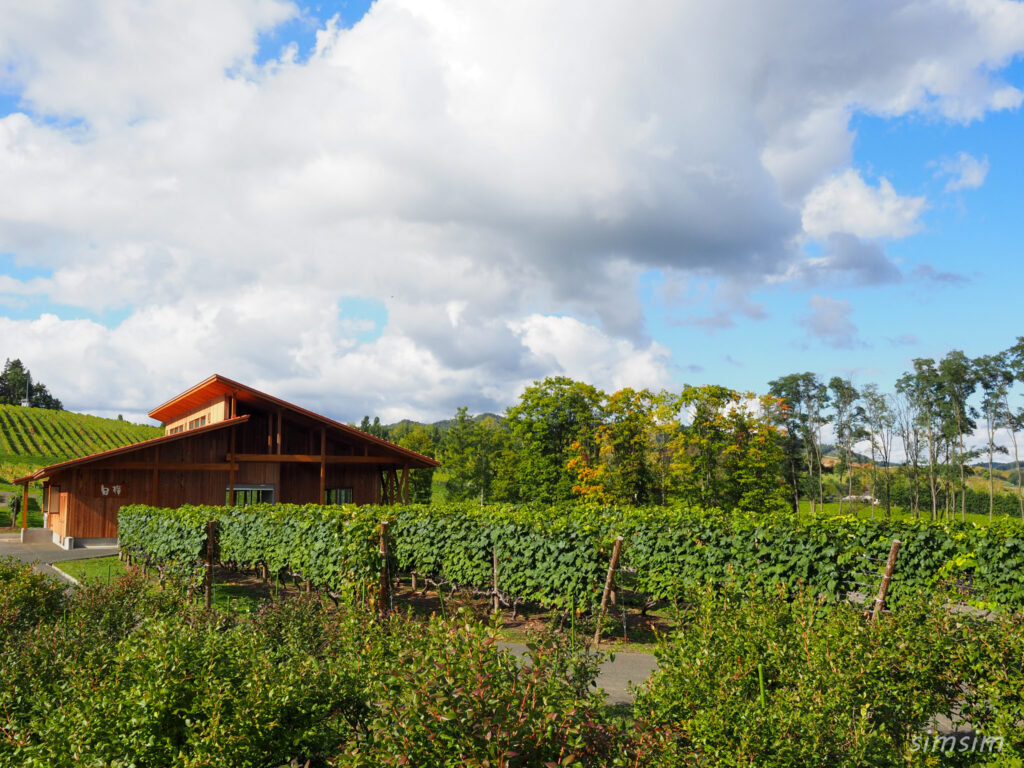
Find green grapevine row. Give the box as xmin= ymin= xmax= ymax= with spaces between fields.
xmin=119 ymin=503 xmax=1024 ymax=611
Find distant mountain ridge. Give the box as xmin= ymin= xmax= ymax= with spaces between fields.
xmin=385 ymin=413 xmax=505 ymax=433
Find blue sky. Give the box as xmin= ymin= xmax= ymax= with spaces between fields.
xmin=1 ymin=1 xmax=1024 ymax=425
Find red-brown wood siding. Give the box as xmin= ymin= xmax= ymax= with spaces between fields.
xmin=51 ymin=415 xmax=392 ymax=537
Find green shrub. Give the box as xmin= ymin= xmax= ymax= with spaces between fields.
xmin=0 ymin=556 xmax=65 ymax=634
xmin=341 ymin=611 xmax=629 ymax=767
xmin=633 ymin=590 xmax=969 ymax=767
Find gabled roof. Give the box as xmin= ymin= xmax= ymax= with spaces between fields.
xmin=148 ymin=374 xmax=438 ymax=468
xmin=14 ymin=416 xmax=251 ymax=484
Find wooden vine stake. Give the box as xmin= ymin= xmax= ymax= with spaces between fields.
xmin=594 ymin=536 xmax=624 ymax=646
xmin=871 ymin=539 xmax=901 ymax=622
xmin=377 ymin=521 xmax=391 ymax=615
xmin=204 ymin=520 xmax=216 ymax=609
xmin=492 ymin=543 xmax=500 ymax=615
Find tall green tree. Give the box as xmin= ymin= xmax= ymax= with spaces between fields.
xmin=891 ymin=388 xmax=924 ymax=518
xmin=861 ymin=384 xmax=895 ymax=518
xmin=672 ymin=385 xmax=788 ymax=515
xmin=768 ymin=373 xmax=827 ymax=515
xmin=0 ymin=359 xmax=62 ymax=409
xmin=494 ymin=377 xmax=604 ymax=503
xmin=1002 ymin=338 xmax=1024 ymax=522
xmin=567 ymin=387 xmax=661 ymax=505
xmin=898 ymin=360 xmax=943 ymax=520
xmin=390 ymin=422 xmax=439 ymax=504
xmin=828 ymin=377 xmax=863 ymax=514
xmin=937 ymin=350 xmax=978 ymax=522
xmin=440 ymin=408 xmax=505 ymax=503
xmin=974 ymin=353 xmax=1011 ymax=521
xmin=357 ymin=415 xmax=389 ymax=439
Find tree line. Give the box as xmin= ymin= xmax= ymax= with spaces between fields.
xmin=0 ymin=358 xmax=62 ymax=410
xmin=364 ymin=338 xmax=1024 ymax=523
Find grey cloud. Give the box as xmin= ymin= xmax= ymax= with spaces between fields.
xmin=793 ymin=233 xmax=903 ymax=287
xmin=886 ymin=333 xmax=920 ymax=346
xmin=798 ymin=295 xmax=864 ymax=350
xmin=910 ymin=264 xmax=970 ymax=285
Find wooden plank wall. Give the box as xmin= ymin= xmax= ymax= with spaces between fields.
xmin=56 ymin=411 xmax=396 ymax=538
xmin=163 ymin=396 xmax=229 ymax=435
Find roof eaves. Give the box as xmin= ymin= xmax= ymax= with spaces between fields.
xmin=14 ymin=415 xmax=251 ymax=484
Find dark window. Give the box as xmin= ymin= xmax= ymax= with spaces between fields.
xmin=325 ymin=488 xmax=354 ymax=505
xmin=227 ymin=485 xmax=275 ymax=506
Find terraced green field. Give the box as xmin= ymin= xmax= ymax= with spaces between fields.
xmin=0 ymin=404 xmax=161 ymax=465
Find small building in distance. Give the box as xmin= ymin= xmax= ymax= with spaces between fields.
xmin=15 ymin=374 xmax=438 ymax=549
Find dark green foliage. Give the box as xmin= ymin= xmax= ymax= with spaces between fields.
xmin=634 ymin=591 xmax=1001 ymax=767
xmin=494 ymin=376 xmax=605 ymax=503
xmin=343 ymin=613 xmax=630 ymax=767
xmin=0 ymin=556 xmax=66 ymax=633
xmin=389 ymin=422 xmax=438 ymax=503
xmin=121 ymin=502 xmax=1024 ymax=615
xmin=0 ymin=560 xmax=630 ymax=768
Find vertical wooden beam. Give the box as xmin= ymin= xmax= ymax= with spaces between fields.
xmin=20 ymin=482 xmax=29 ymax=529
xmin=594 ymin=537 xmax=624 ymax=646
xmin=151 ymin=446 xmax=160 ymax=505
xmin=230 ymin=394 xmax=237 ymax=418
xmin=871 ymin=539 xmax=901 ymax=622
xmin=319 ymin=427 xmax=326 ymax=504
xmin=204 ymin=520 xmax=216 ymax=609
xmin=276 ymin=411 xmax=282 ymax=455
xmin=400 ymin=464 xmax=410 ymax=504
xmin=228 ymin=426 xmax=237 ymax=506
xmin=378 ymin=521 xmax=391 ymax=615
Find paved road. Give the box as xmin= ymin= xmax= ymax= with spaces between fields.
xmin=0 ymin=535 xmax=118 ymax=583
xmin=498 ymin=641 xmax=658 ymax=705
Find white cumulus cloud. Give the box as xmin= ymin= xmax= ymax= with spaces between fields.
xmin=0 ymin=0 xmax=1022 ymax=415
xmin=802 ymin=169 xmax=927 ymax=240
xmin=935 ymin=151 xmax=990 ymax=191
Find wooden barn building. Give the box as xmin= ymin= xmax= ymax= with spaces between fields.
xmin=14 ymin=374 xmax=438 ymax=548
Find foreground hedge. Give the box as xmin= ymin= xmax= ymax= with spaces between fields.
xmin=636 ymin=590 xmax=1024 ymax=765
xmin=0 ymin=559 xmax=625 ymax=768
xmin=118 ymin=503 xmax=1024 ymax=611
xmin=2 ymin=559 xmax=1022 ymax=767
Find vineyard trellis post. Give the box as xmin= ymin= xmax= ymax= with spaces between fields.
xmin=378 ymin=521 xmax=391 ymax=615
xmin=594 ymin=536 xmax=624 ymax=646
xmin=204 ymin=520 xmax=216 ymax=609
xmin=871 ymin=539 xmax=901 ymax=622
xmin=492 ymin=542 xmax=499 ymax=615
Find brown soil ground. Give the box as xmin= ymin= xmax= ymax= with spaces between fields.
xmin=206 ymin=565 xmax=675 ymax=648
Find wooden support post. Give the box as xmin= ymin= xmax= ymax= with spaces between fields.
xmin=228 ymin=426 xmax=237 ymax=506
xmin=871 ymin=539 xmax=900 ymax=622
xmin=492 ymin=543 xmax=500 ymax=615
xmin=151 ymin=446 xmax=160 ymax=505
xmin=319 ymin=427 xmax=326 ymax=504
xmin=378 ymin=521 xmax=391 ymax=615
xmin=204 ymin=520 xmax=216 ymax=609
xmin=593 ymin=536 xmax=624 ymax=646
xmin=20 ymin=483 xmax=29 ymax=529
xmin=401 ymin=464 xmax=410 ymax=504
xmin=276 ymin=411 xmax=282 ymax=455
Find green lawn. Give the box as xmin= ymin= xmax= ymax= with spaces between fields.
xmin=53 ymin=555 xmax=126 ymax=583
xmin=0 ymin=490 xmax=43 ymax=529
xmin=796 ymin=499 xmax=1019 ymax=527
